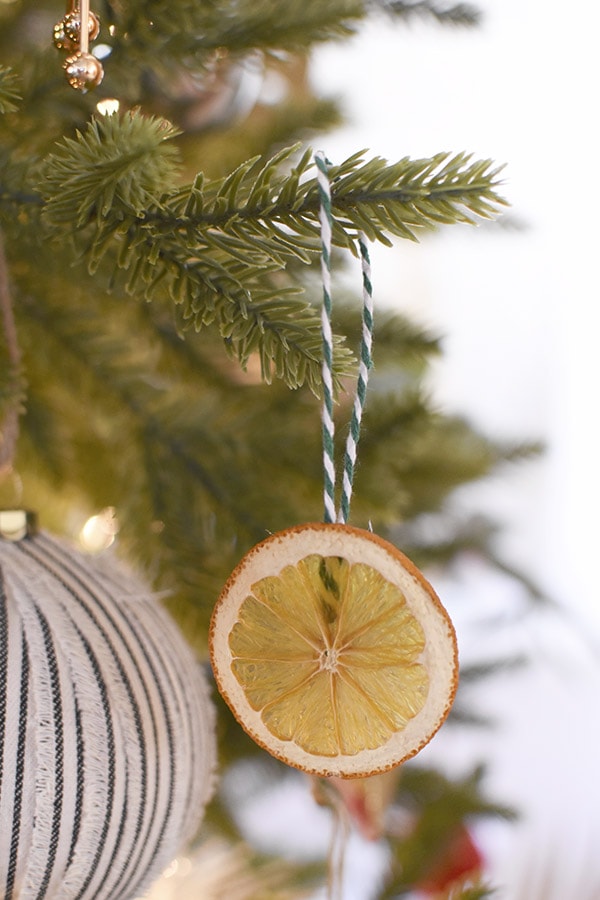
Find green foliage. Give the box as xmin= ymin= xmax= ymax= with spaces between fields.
xmin=39 ymin=113 xmax=182 ymax=225
xmin=109 ymin=0 xmax=365 ymax=59
xmin=383 ymin=1 xmax=481 ymax=27
xmin=162 ymin=145 xmax=505 ymax=251
xmin=7 ymin=242 xmax=521 ymax=642
xmin=0 ymin=65 xmax=20 ymax=114
xmin=447 ymin=887 xmax=497 ymax=900
xmin=380 ymin=766 xmax=515 ymax=897
xmin=0 ymin=1 xmax=535 ymax=896
xmin=1 ymin=107 xmax=505 ymax=394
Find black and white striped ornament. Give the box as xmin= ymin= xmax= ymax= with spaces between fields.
xmin=0 ymin=513 xmax=216 ymax=900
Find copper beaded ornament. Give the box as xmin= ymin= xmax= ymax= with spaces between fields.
xmin=63 ymin=51 xmax=104 ymax=91
xmin=53 ymin=0 xmax=104 ymax=91
xmin=53 ymin=9 xmax=100 ymax=52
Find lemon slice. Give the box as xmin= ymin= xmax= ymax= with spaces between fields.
xmin=209 ymin=523 xmax=458 ymax=777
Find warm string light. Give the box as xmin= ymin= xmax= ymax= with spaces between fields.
xmin=79 ymin=506 xmax=119 ymax=553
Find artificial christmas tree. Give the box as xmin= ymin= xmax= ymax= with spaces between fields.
xmin=1 ymin=2 xmax=533 ymax=897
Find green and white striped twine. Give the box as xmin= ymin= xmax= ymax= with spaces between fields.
xmin=315 ymin=152 xmax=374 ymax=525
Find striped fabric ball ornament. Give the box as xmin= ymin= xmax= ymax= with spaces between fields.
xmin=0 ymin=514 xmax=216 ymax=900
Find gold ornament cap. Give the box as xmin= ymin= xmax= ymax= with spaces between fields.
xmin=0 ymin=509 xmax=38 ymax=542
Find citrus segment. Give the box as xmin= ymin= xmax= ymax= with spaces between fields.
xmin=231 ymin=658 xmax=319 ymax=709
xmin=229 ymin=593 xmax=317 ymax=659
xmin=343 ymin=663 xmax=429 ymax=725
xmin=262 ymin=674 xmax=338 ymax=755
xmin=210 ymin=523 xmax=458 ymax=778
xmin=339 ymin=571 xmax=425 ymax=651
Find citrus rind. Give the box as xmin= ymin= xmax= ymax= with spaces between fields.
xmin=209 ymin=523 xmax=458 ymax=778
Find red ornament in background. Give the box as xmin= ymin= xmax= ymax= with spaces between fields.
xmin=415 ymin=824 xmax=484 ymax=896
xmin=318 ymin=773 xmax=484 ymax=896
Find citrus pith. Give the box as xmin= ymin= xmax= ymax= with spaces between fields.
xmin=209 ymin=523 xmax=458 ymax=778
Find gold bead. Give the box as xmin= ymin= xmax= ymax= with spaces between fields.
xmin=54 ymin=10 xmax=100 ymax=51
xmin=64 ymin=51 xmax=104 ymax=91
xmin=54 ymin=16 xmax=74 ymax=50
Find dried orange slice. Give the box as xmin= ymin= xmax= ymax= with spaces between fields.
xmin=209 ymin=523 xmax=458 ymax=777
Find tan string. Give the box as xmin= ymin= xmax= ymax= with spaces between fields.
xmin=0 ymin=230 xmax=21 ymax=478
xmin=328 ymin=801 xmax=350 ymax=900
xmin=79 ymin=0 xmax=90 ymax=54
xmin=315 ymin=778 xmax=351 ymax=900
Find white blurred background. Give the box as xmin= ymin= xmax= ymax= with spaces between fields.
xmin=149 ymin=1 xmax=600 ymax=897
xmin=308 ymin=1 xmax=600 ymax=896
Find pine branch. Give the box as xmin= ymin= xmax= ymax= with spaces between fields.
xmin=0 ymin=66 xmax=21 ymax=114
xmin=39 ymin=113 xmax=183 ymax=226
xmin=35 ymin=125 xmax=356 ymax=392
xmin=30 ymin=114 xmax=505 ymax=391
xmin=381 ymin=1 xmax=481 ymax=27
xmin=355 ymin=397 xmax=520 ymax=522
xmin=18 ymin=288 xmax=270 ymax=534
xmin=333 ymin=302 xmax=442 ymax=365
xmin=381 ymin=766 xmax=515 ymax=897
xmin=38 ymin=117 xmax=506 ymax=259
xmin=109 ymin=0 xmax=365 ymax=60
xmin=155 ymin=145 xmax=506 ymax=252
xmin=323 ymin=150 xmax=506 ymax=243
xmin=458 ymin=656 xmax=528 ymax=684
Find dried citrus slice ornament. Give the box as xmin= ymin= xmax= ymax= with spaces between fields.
xmin=209 ymin=523 xmax=458 ymax=778
xmin=211 ymin=158 xmax=458 ymax=780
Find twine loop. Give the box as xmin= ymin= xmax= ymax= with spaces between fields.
xmin=315 ymin=152 xmax=374 ymax=525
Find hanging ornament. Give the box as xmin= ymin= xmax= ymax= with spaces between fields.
xmin=0 ymin=510 xmax=216 ymax=900
xmin=209 ymin=154 xmax=458 ymax=780
xmin=210 ymin=522 xmax=457 ymax=778
xmin=63 ymin=52 xmax=104 ymax=92
xmin=53 ymin=8 xmax=100 ymax=52
xmin=53 ymin=0 xmax=104 ymax=92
